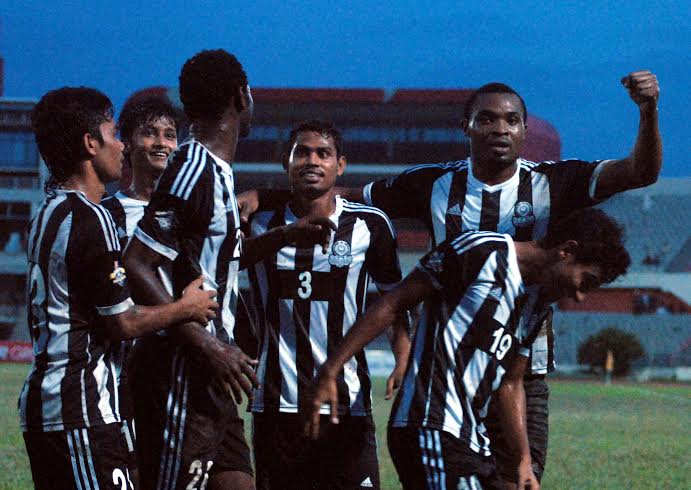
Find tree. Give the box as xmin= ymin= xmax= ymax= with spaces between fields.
xmin=578 ymin=327 xmax=645 ymax=376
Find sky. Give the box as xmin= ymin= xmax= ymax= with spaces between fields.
xmin=1 ymin=1 xmax=688 ymax=176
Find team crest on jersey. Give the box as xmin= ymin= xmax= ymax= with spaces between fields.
xmin=328 ymin=240 xmax=353 ymax=268
xmin=512 ymin=201 xmax=535 ymax=227
xmin=109 ymin=261 xmax=126 ymax=286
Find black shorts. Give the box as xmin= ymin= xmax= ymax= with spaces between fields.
xmin=387 ymin=426 xmax=503 ymax=490
xmin=24 ymin=422 xmax=134 ymax=490
xmin=485 ymin=375 xmax=550 ymax=482
xmin=253 ymin=412 xmax=380 ymax=490
xmin=130 ymin=336 xmax=253 ymax=490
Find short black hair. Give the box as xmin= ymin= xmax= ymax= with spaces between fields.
xmin=541 ymin=209 xmax=630 ymax=284
xmin=118 ymin=92 xmax=180 ymax=143
xmin=286 ymin=120 xmax=344 ymax=157
xmin=32 ymin=87 xmax=114 ymax=193
xmin=179 ymin=49 xmax=248 ymax=122
xmin=464 ymin=82 xmax=528 ymax=121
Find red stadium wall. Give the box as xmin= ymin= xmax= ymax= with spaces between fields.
xmin=558 ymin=288 xmax=690 ymax=314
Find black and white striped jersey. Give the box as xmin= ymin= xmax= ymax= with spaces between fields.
xmin=364 ymin=157 xmax=610 ymax=374
xmin=102 ymin=191 xmax=147 ymax=249
xmin=389 ymin=231 xmax=541 ymax=456
xmin=248 ymin=196 xmax=402 ymax=415
xmin=133 ymin=140 xmax=242 ymax=343
xmin=19 ymin=190 xmax=134 ymax=432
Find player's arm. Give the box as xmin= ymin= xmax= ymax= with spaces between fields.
xmin=385 ymin=311 xmax=413 ymax=400
xmin=306 ymin=269 xmax=433 ymax=439
xmin=593 ymin=70 xmax=662 ymax=199
xmin=239 ymin=216 xmax=337 ymax=269
xmin=124 ymin=236 xmax=259 ymax=403
xmin=237 ymin=187 xmax=365 ymax=224
xmin=100 ymin=276 xmax=218 ymax=341
xmin=496 ymin=354 xmax=540 ymax=490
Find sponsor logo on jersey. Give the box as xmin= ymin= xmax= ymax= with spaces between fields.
xmin=512 ymin=201 xmax=536 ymax=227
xmin=447 ymin=203 xmax=463 ymax=216
xmin=360 ymin=477 xmax=374 ymax=487
xmin=328 ymin=240 xmax=353 ymax=268
xmin=423 ymin=250 xmax=444 ymax=273
xmin=110 ymin=261 xmax=126 ymax=286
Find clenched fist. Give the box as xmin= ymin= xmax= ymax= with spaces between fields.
xmin=621 ymin=70 xmax=659 ymax=112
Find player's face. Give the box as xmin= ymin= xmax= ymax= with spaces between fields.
xmin=92 ymin=119 xmax=125 ymax=183
xmin=239 ymin=84 xmax=254 ymax=138
xmin=286 ymin=131 xmax=345 ymax=196
xmin=463 ymin=93 xmax=526 ymax=167
xmin=126 ymin=116 xmax=177 ymax=173
xmin=542 ymin=255 xmax=603 ymax=304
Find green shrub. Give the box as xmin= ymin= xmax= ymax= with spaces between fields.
xmin=577 ymin=327 xmax=645 ymax=376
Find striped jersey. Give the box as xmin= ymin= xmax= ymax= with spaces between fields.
xmin=389 ymin=231 xmax=543 ymax=456
xmin=133 ymin=139 xmax=242 ymax=343
xmin=19 ymin=190 xmax=134 ymax=432
xmin=102 ymin=191 xmax=147 ymax=248
xmin=248 ymin=196 xmax=402 ymax=415
xmin=364 ymin=157 xmax=610 ymax=374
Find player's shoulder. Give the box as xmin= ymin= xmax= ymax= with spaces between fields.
xmin=403 ymin=158 xmax=469 ymax=176
xmin=528 ymin=157 xmax=599 ymax=173
xmin=447 ymin=230 xmax=511 ymax=258
xmin=339 ymin=197 xmax=395 ymax=235
xmin=69 ymin=192 xmax=120 ymax=251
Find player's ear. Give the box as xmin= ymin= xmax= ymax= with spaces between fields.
xmin=83 ymin=131 xmax=99 ymax=157
xmin=558 ymin=240 xmax=579 ymax=259
xmin=336 ymin=155 xmax=346 ymax=176
xmin=460 ymin=118 xmax=470 ymax=136
xmin=234 ymin=85 xmax=250 ymax=114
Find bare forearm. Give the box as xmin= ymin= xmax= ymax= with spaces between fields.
xmin=629 ymin=107 xmax=662 ymax=187
xmin=497 ymin=378 xmax=530 ymax=465
xmin=323 ymin=298 xmax=397 ymax=377
xmin=240 ymin=226 xmax=286 ymax=269
xmin=390 ymin=311 xmax=412 ymax=367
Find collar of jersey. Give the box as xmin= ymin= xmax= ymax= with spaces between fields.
xmin=284 ymin=194 xmax=343 ymax=227
xmin=185 ymin=139 xmax=233 ymax=174
xmin=114 ymin=190 xmax=148 ymax=206
xmin=466 ymin=157 xmax=523 ymax=192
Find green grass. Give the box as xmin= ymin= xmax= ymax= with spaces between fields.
xmin=2 ymin=364 xmax=689 ymax=489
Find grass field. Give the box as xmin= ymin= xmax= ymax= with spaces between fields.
xmin=1 ymin=363 xmax=689 ymax=489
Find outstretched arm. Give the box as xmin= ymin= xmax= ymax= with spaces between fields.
xmin=306 ymin=269 xmax=433 ymax=439
xmin=240 ymin=217 xmax=336 ymax=269
xmin=496 ymin=355 xmax=539 ymax=490
xmin=595 ymin=70 xmax=662 ymax=199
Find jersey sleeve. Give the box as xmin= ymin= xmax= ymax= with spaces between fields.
xmin=133 ymin=144 xmax=214 ymax=261
xmin=364 ymin=209 xmax=402 ymax=291
xmin=77 ymin=206 xmax=134 ymax=316
xmin=540 ymin=159 xmax=612 ymax=214
xmin=363 ymin=164 xmax=447 ymax=221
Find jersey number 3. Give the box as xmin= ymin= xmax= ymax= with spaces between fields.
xmin=297 ymin=271 xmax=312 ymax=299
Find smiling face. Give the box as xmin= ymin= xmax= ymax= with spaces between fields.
xmin=463 ymin=92 xmax=526 ymax=168
xmin=285 ymin=130 xmax=346 ymax=197
xmin=126 ymin=116 xmax=177 ymax=174
xmin=91 ymin=119 xmax=125 ymax=183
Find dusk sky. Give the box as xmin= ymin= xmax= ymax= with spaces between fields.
xmin=1 ymin=1 xmax=688 ymax=176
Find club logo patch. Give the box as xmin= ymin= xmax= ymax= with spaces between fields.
xmin=110 ymin=261 xmax=126 ymax=286
xmin=512 ymin=201 xmax=535 ymax=228
xmin=328 ymin=240 xmax=353 ymax=268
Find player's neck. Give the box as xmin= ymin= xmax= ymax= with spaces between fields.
xmin=124 ymin=167 xmax=159 ymax=202
xmin=470 ymin=157 xmax=518 ymax=186
xmin=190 ymin=121 xmax=239 ymax=165
xmin=289 ymin=189 xmax=337 ymax=219
xmin=61 ymin=162 xmax=106 ymax=204
xmin=514 ymin=241 xmax=550 ymax=286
